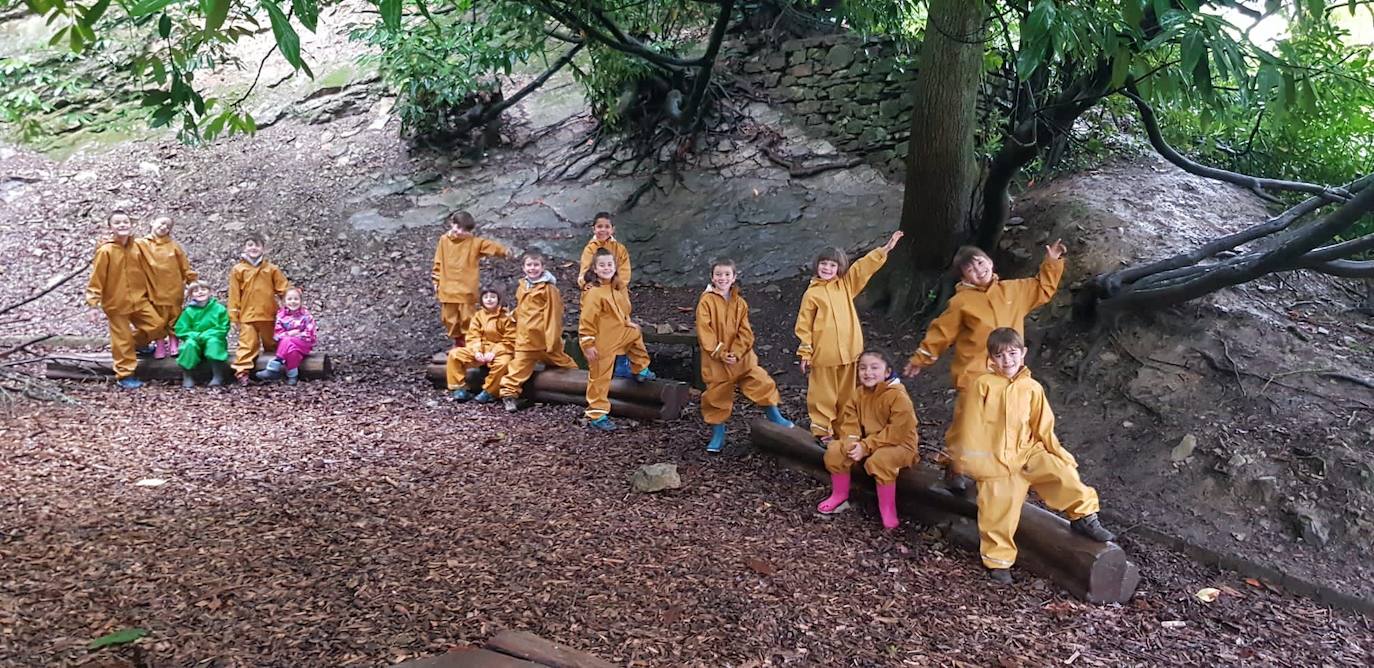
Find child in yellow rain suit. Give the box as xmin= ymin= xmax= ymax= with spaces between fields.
xmin=577 ymin=212 xmax=632 ymax=289
xmin=433 ymin=210 xmax=508 ymax=347
xmin=578 ymin=249 xmax=657 ymax=432
xmin=957 ymin=328 xmax=1115 ymax=585
xmin=228 ymin=233 xmax=289 ymax=385
xmin=499 ymin=252 xmax=579 ymax=412
xmin=446 ymin=288 xmax=517 ymax=404
xmin=795 ymin=230 xmax=903 ymax=441
xmin=86 ymin=212 xmax=165 ymax=389
xmin=816 ymin=351 xmax=918 ymax=530
xmin=695 ymin=258 xmax=793 ymax=453
xmin=137 ymin=216 xmax=197 ymax=360
xmin=903 ymin=240 xmax=1066 ymax=492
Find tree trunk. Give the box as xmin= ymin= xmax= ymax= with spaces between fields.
xmin=866 ymin=0 xmax=987 ymax=317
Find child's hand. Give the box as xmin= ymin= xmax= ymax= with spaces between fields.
xmin=724 ymin=353 xmax=739 ymax=365
xmin=585 ymin=346 xmax=599 ymax=361
xmin=1046 ymin=238 xmax=1067 ymax=260
xmin=902 ymin=361 xmax=922 ymax=378
xmin=882 ymin=230 xmax=905 ymax=252
xmin=847 ymin=439 xmax=864 ymax=461
xmin=86 ymin=308 xmax=104 ymax=325
xmin=627 ymin=321 xmax=640 ymax=330
xmin=799 ymin=359 xmax=811 ymax=374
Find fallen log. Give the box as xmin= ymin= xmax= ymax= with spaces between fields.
xmin=398 ymin=629 xmax=613 ymax=668
xmin=425 ymin=359 xmax=689 ymax=420
xmin=749 ymin=418 xmax=1141 ymax=604
xmin=45 ymin=351 xmax=333 ymax=382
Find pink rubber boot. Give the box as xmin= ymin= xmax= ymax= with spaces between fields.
xmin=168 ymin=335 xmax=179 ymax=357
xmin=877 ymin=483 xmax=899 ymax=530
xmin=153 ymin=338 xmax=168 ymax=359
xmin=817 ymin=472 xmax=851 ymax=514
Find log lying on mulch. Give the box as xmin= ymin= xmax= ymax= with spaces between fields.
xmin=399 ymin=629 xmax=614 ymax=668
xmin=44 ymin=352 xmax=334 ymax=382
xmin=425 ymin=353 xmax=689 ymax=420
xmin=749 ymin=418 xmax=1141 ymax=604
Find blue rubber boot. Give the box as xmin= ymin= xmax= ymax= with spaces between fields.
xmin=706 ymin=424 xmax=726 ymax=453
xmin=285 ymin=368 xmax=299 ymax=386
xmin=473 ymin=390 xmax=495 ymax=403
xmin=588 ymin=416 xmax=617 ymax=431
xmin=634 ymin=368 xmax=657 ymax=383
xmin=451 ymin=388 xmax=473 ymax=402
xmin=116 ymin=377 xmax=144 ymax=390
xmin=612 ymin=355 xmax=633 ymax=379
xmin=763 ymin=405 xmax=794 ymax=428
xmin=255 ymin=358 xmax=283 ymax=382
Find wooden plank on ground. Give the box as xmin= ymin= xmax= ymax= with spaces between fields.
xmin=486 ymin=630 xmax=616 ymax=668
xmin=396 ymin=648 xmax=545 ymax=668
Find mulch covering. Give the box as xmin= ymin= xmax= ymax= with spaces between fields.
xmin=1 ymin=360 xmax=1369 ymax=667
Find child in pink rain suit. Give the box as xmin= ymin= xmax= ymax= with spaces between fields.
xmin=255 ymin=286 xmax=317 ymax=385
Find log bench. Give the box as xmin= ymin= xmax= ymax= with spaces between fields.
xmin=398 ymin=630 xmax=614 ymax=668
xmin=425 ymin=354 xmax=690 ymax=421
xmin=749 ymin=418 xmax=1141 ymax=604
xmin=44 ymin=351 xmax=333 ymax=382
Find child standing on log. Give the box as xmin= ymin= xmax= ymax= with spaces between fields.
xmin=446 ymin=288 xmax=516 ymax=403
xmin=499 ymin=252 xmax=578 ymax=412
xmin=816 ymin=351 xmax=918 ymax=530
xmin=794 ymin=230 xmax=903 ymax=441
xmin=228 ymin=233 xmax=289 ymax=386
xmin=173 ymin=281 xmax=230 ymax=388
xmin=577 ymin=211 xmax=635 ymax=379
xmin=86 ymin=211 xmax=166 ymax=389
xmin=902 ymin=240 xmax=1066 ymax=492
xmin=256 ymin=287 xmax=317 ymax=385
xmin=956 ymin=328 xmax=1114 ymax=584
xmin=433 ymin=211 xmax=508 ymax=348
xmin=578 ymin=248 xmax=657 ymax=432
xmin=137 ymin=216 xmax=197 ymax=360
xmin=695 ymin=258 xmax=794 ymax=453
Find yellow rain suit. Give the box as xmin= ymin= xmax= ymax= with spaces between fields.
xmin=824 ymin=377 xmax=919 ymax=484
xmin=499 ymin=272 xmax=578 ymax=398
xmin=578 ymin=280 xmax=651 ymax=419
xmin=446 ymin=307 xmax=517 ymax=394
xmin=86 ymin=238 xmax=165 ymax=379
xmin=955 ymin=367 xmax=1100 ymax=569
xmin=432 ymin=234 xmax=508 ymax=339
xmin=794 ymin=247 xmax=888 ymax=437
xmin=228 ymin=257 xmax=289 ymax=374
xmin=577 ymin=237 xmax=632 ymax=289
xmin=137 ymin=234 xmax=198 ymax=330
xmin=696 ymin=285 xmax=780 ymax=424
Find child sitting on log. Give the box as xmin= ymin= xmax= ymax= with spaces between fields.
xmin=228 ymin=232 xmax=290 ymax=386
xmin=499 ymin=252 xmax=578 ymax=413
xmin=956 ymin=328 xmax=1114 ymax=585
xmin=86 ymin=211 xmax=166 ymax=390
xmin=137 ymin=216 xmax=198 ymax=360
xmin=577 ymin=211 xmax=635 ymax=379
xmin=433 ymin=210 xmax=509 ymax=348
xmin=903 ymin=240 xmax=1066 ymax=493
xmin=173 ymin=281 xmax=230 ymax=388
xmin=816 ymin=351 xmax=918 ymax=530
xmin=446 ymin=288 xmax=516 ymax=403
xmin=578 ymin=248 xmax=656 ymax=432
xmin=695 ymin=258 xmax=794 ymax=453
xmin=255 ymin=286 xmax=317 ymax=386
xmin=794 ymin=230 xmax=903 ymax=442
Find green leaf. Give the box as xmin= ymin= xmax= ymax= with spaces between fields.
xmin=380 ymin=0 xmax=401 ymax=31
xmin=130 ymin=0 xmax=178 ymax=18
xmin=68 ymin=24 xmax=84 ymax=53
xmin=158 ymin=12 xmax=172 ymax=38
xmin=24 ymin=0 xmax=52 ymax=15
xmin=89 ymin=628 xmax=147 ymax=650
xmin=151 ymin=56 xmax=167 ymax=85
xmin=261 ymin=0 xmax=303 ymax=70
xmin=47 ymin=25 xmax=69 ymax=47
xmin=82 ymin=0 xmax=112 ymax=27
xmin=1122 ymin=0 xmax=1143 ymax=30
xmin=1109 ymin=48 xmax=1132 ymax=88
xmin=1181 ymin=29 xmax=1203 ymax=76
xmin=150 ymin=105 xmax=177 ymax=127
xmin=205 ymin=0 xmax=229 ymax=31
xmin=292 ymin=0 xmax=318 ymax=32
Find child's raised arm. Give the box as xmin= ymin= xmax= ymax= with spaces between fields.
xmin=843 ymin=230 xmax=903 ymax=295
xmin=904 ymin=302 xmax=962 ymax=377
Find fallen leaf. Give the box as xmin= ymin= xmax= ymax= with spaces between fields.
xmin=89 ymin=628 xmax=148 ymax=649
xmin=1194 ymin=587 xmax=1221 ymax=603
xmin=134 ymin=478 xmax=166 ymax=487
xmin=1244 ymin=578 xmax=1263 ymax=588
xmin=745 ymin=557 xmax=776 ymax=576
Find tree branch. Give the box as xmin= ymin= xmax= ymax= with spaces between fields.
xmin=0 ymin=262 xmax=91 ymax=318
xmin=531 ymin=0 xmax=706 ymax=70
xmin=477 ymin=42 xmax=585 ymax=125
xmin=681 ymin=0 xmax=734 ymax=131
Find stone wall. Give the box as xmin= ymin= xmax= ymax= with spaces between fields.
xmin=729 ymin=34 xmax=917 ymax=175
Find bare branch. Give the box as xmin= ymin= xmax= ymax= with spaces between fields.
xmin=0 ymin=262 xmax=91 ymax=318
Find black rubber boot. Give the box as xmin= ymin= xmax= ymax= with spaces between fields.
xmin=987 ymin=568 xmax=1014 ymax=585
xmin=208 ymin=362 xmax=226 ymax=387
xmin=1069 ymin=513 xmax=1116 ymax=542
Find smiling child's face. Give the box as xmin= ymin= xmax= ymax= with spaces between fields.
xmin=816 ymin=260 xmax=839 ymax=281
xmin=711 ymin=265 xmax=735 ymax=293
xmin=593 ymin=219 xmax=614 ymax=242
xmin=594 ymin=255 xmax=617 ymax=281
xmin=481 ymin=292 xmax=500 ymax=310
xmin=857 ymin=355 xmax=889 ymax=388
xmin=190 ymin=286 xmax=210 ymax=303
xmin=243 ymin=240 xmax=263 ymax=259
xmin=961 ymin=255 xmax=995 ymax=287
xmin=991 ymin=344 xmax=1026 ymax=378
xmin=284 ymin=290 xmax=302 ymax=310
xmin=523 ymin=257 xmax=544 ymax=280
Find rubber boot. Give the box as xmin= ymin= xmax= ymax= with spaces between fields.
xmin=168 ymin=336 xmax=179 ymax=357
xmin=588 ymin=416 xmax=617 ymax=431
xmin=705 ymin=424 xmax=726 ymax=453
xmin=286 ymin=368 xmax=299 ymax=386
xmin=762 ymin=405 xmax=794 ymax=428
xmin=816 ymin=472 xmax=851 ymax=514
xmin=452 ymin=388 xmax=474 ymax=402
xmin=208 ymin=362 xmax=226 ymax=387
xmin=503 ymin=397 xmax=519 ymax=413
xmin=1069 ymin=513 xmax=1116 ymax=542
xmin=612 ymin=355 xmax=633 ymax=379
xmin=255 ymin=358 xmax=283 ymax=382
xmin=988 ymin=568 xmax=1014 ymax=585
xmin=473 ymin=390 xmax=495 ymax=403
xmin=181 ymin=370 xmax=195 ymax=389
xmin=876 ymin=482 xmax=899 ymax=530
xmin=154 ymin=338 xmax=168 ymax=360
xmin=117 ymin=377 xmax=145 ymax=389
xmin=634 ymin=367 xmax=656 ymax=383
